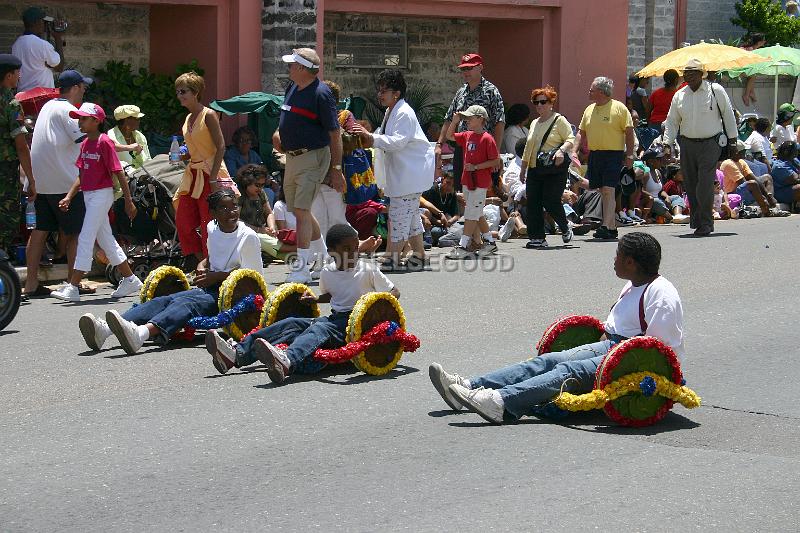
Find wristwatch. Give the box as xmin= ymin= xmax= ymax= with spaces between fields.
xmin=333 ymin=164 xmax=342 ymax=170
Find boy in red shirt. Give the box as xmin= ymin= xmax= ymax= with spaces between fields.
xmin=51 ymin=103 xmax=142 ymax=302
xmin=444 ymin=105 xmax=502 ymax=258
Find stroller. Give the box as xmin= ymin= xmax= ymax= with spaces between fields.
xmin=106 ymin=154 xmax=191 ymax=285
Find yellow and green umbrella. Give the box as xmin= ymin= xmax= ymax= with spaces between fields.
xmin=636 ymin=42 xmax=768 ymax=78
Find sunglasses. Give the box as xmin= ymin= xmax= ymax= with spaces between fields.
xmin=532 ymin=99 xmax=549 ymax=105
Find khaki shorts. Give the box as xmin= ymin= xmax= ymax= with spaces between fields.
xmin=284 ymin=146 xmax=331 ymax=212
xmin=463 ymin=187 xmax=487 ymax=220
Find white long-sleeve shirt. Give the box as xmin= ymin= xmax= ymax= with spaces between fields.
xmin=371 ymin=99 xmax=435 ymax=197
xmin=663 ymin=81 xmax=737 ymax=145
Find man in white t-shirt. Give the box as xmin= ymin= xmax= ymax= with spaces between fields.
xmin=23 ymin=69 xmax=90 ymax=297
xmin=430 ymin=232 xmax=685 ymax=424
xmin=11 ymin=7 xmax=65 ymax=92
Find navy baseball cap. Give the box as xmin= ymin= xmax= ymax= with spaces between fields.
xmin=57 ymin=70 xmax=93 ymax=89
xmin=22 ymin=7 xmax=53 ymax=25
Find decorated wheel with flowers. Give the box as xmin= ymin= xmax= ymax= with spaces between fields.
xmin=347 ymin=292 xmax=406 ymax=375
xmin=139 ymin=265 xmax=190 ymax=303
xmin=536 ymin=315 xmax=605 ymax=355
xmin=260 ymin=283 xmax=320 ymax=327
xmin=553 ymin=336 xmax=701 ymax=427
xmin=217 ymin=269 xmax=269 ymax=340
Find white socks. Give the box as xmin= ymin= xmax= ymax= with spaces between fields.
xmin=309 ymin=237 xmax=328 ymax=268
xmin=297 ymin=248 xmax=314 ymax=272
xmin=459 ymin=235 xmax=471 ymax=248
xmin=136 ymin=325 xmax=150 ymax=343
xmin=482 ymin=232 xmax=495 ymax=243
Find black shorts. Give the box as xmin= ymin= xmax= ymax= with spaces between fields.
xmin=34 ymin=192 xmax=85 ymax=234
xmin=587 ymin=150 xmax=625 ymax=189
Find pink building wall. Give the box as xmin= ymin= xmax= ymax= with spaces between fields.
xmin=116 ymin=0 xmax=263 ymax=136
xmin=324 ymin=0 xmax=629 ymax=122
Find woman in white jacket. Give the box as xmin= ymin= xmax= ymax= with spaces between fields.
xmin=353 ymin=69 xmax=435 ymax=271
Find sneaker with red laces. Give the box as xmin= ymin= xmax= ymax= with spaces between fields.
xmin=253 ymin=338 xmax=291 ymax=384
xmin=205 ymin=329 xmax=237 ymax=374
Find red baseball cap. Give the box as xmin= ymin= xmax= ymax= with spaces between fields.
xmin=458 ymin=53 xmax=483 ymax=68
xmin=69 ymin=102 xmax=106 ymax=121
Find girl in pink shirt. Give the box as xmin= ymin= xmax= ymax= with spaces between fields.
xmin=51 ymin=103 xmax=143 ymax=302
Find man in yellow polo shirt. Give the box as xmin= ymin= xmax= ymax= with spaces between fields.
xmin=573 ymin=76 xmax=635 ymax=240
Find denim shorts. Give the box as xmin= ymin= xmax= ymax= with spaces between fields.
xmin=587 ymin=150 xmax=625 ymax=189
xmin=735 ymin=181 xmax=756 ymax=205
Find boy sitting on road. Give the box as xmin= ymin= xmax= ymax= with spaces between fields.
xmin=78 ymin=190 xmax=263 ymax=355
xmin=205 ymin=224 xmax=400 ymax=383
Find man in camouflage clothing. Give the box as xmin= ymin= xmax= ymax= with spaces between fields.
xmin=0 ymin=54 xmax=35 ymax=255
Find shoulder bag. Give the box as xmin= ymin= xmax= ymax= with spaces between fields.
xmin=534 ymin=114 xmax=569 ymax=175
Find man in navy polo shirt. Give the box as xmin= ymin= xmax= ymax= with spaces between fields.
xmin=273 ymin=48 xmax=344 ymax=284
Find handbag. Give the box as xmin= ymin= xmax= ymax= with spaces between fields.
xmin=711 ymin=83 xmax=733 ymax=162
xmin=534 ymin=114 xmax=569 ymax=174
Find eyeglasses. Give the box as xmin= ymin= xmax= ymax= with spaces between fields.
xmin=532 ymin=99 xmax=549 ymax=105
xmin=176 ymin=88 xmax=191 ymax=96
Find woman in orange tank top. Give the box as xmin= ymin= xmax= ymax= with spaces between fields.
xmin=174 ymin=71 xmax=237 ymax=259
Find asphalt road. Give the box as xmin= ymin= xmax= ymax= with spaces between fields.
xmin=2 ymin=217 xmax=799 ymax=532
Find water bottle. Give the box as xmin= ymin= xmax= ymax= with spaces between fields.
xmin=169 ymin=135 xmax=181 ymax=164
xmin=25 ymin=201 xmax=36 ymax=229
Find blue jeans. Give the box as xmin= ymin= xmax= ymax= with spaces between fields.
xmin=122 ymin=287 xmax=219 ymax=344
xmin=469 ymin=340 xmax=615 ymax=419
xmin=235 ymin=312 xmax=351 ymax=374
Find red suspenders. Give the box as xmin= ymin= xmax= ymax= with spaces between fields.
xmin=611 ymin=276 xmax=659 ymax=336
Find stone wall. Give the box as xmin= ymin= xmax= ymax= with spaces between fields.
xmin=262 ymin=0 xmax=318 ymax=94
xmin=685 ymin=0 xmax=740 ymax=44
xmin=628 ymin=0 xmax=676 ymax=83
xmin=0 ymin=1 xmax=149 ymax=77
xmin=322 ymin=13 xmax=479 ymax=115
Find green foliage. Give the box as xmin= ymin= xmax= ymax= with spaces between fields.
xmin=86 ymin=60 xmax=205 ymax=136
xmin=360 ymin=82 xmax=446 ymax=130
xmin=732 ymin=0 xmax=800 ymax=46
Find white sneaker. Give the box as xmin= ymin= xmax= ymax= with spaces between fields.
xmin=253 ymin=338 xmax=291 ymax=384
xmin=448 ymin=384 xmax=505 ymax=424
xmin=429 ymin=363 xmax=469 ymax=411
xmin=105 ymin=309 xmax=145 ymax=355
xmin=111 ymin=275 xmax=144 ymax=298
xmin=79 ymin=313 xmax=112 ymax=351
xmin=477 ymin=241 xmax=498 ymax=257
xmin=51 ymin=284 xmax=80 ymax=302
xmin=672 ymin=214 xmax=689 ymax=224
xmin=499 ymin=219 xmax=515 ymax=242
xmin=286 ymin=269 xmax=313 ymax=284
xmin=562 ymin=226 xmax=574 ymax=244
xmin=205 ymin=329 xmax=237 ymax=374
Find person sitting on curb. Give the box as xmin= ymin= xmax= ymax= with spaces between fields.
xmin=720 ymin=140 xmax=776 ymax=215
xmin=205 ymin=224 xmax=400 ymax=382
xmin=429 ymin=232 xmax=684 ymax=424
xmin=77 ymin=190 xmax=263 ymax=355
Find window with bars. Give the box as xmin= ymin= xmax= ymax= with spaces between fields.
xmin=335 ymin=32 xmax=407 ymax=68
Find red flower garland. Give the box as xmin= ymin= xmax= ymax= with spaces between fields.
xmin=536 ymin=315 xmax=605 ymax=355
xmin=596 ymin=336 xmax=683 ymax=427
xmin=273 ymin=321 xmax=420 ymax=364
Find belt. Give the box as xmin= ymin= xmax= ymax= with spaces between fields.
xmin=286 ymin=148 xmax=310 ymax=157
xmin=678 ymin=134 xmax=720 ymax=142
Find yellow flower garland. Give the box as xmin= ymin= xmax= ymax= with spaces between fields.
xmin=553 ymin=372 xmax=702 ymax=411
xmin=139 ymin=265 xmax=189 ymax=303
xmin=217 ymin=268 xmax=269 ymax=340
xmin=259 ymin=283 xmax=320 ymax=327
xmin=347 ymin=292 xmax=406 ymax=375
